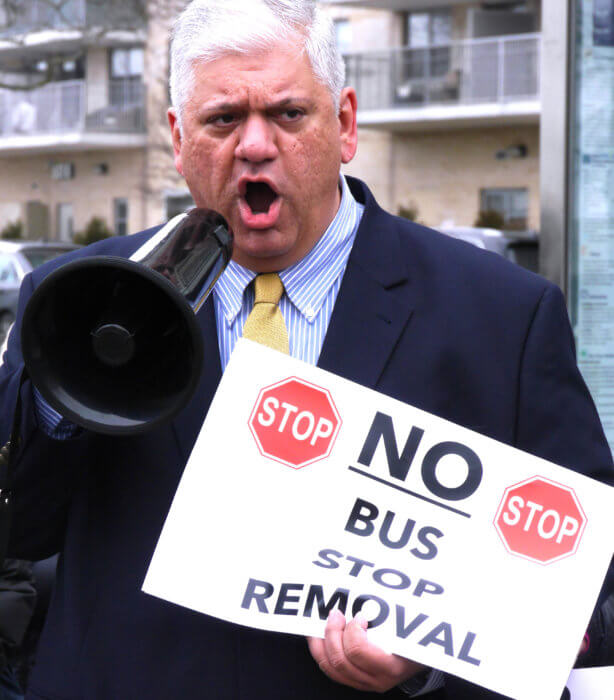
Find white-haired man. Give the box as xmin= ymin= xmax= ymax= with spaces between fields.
xmin=0 ymin=2 xmax=611 ymax=699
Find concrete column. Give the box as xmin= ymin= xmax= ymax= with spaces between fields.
xmin=539 ymin=0 xmax=571 ymax=290
xmin=86 ymin=47 xmax=109 ymax=114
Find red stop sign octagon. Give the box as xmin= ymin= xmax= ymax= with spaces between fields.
xmin=494 ymin=476 xmax=587 ymax=564
xmin=248 ymin=377 xmax=342 ymax=469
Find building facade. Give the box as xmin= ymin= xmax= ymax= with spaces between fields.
xmin=321 ymin=0 xmax=541 ymax=234
xmin=0 ymin=0 xmax=188 ymax=241
xmin=0 ymin=0 xmax=542 ymax=243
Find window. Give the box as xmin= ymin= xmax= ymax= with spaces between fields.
xmin=0 ymin=53 xmax=84 ymax=89
xmin=403 ymin=10 xmax=452 ymax=81
xmin=110 ymin=48 xmax=144 ymax=106
xmin=406 ymin=10 xmax=451 ymax=47
xmin=480 ymin=188 xmax=529 ymax=230
xmin=334 ymin=19 xmax=352 ymax=54
xmin=50 ymin=162 xmax=75 ymax=181
xmin=114 ymin=198 xmax=129 ymax=236
xmin=0 ymin=255 xmax=18 ymax=284
xmin=110 ymin=48 xmax=144 ymax=78
xmin=33 ymin=55 xmax=85 ymax=81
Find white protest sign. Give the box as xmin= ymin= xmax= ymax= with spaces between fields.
xmin=143 ymin=339 xmax=614 ymax=700
xmin=565 ymin=667 xmax=614 ymax=699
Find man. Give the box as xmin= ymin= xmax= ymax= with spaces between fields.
xmin=0 ymin=1 xmax=611 ymax=698
xmin=0 ymin=558 xmax=36 ymax=700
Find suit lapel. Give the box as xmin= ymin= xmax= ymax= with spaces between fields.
xmin=171 ymin=297 xmax=222 ymax=462
xmin=318 ymin=181 xmax=416 ymax=389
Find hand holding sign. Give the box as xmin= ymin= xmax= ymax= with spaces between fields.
xmin=308 ymin=611 xmax=425 ymax=692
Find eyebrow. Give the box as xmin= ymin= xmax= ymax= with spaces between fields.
xmin=267 ymin=97 xmax=315 ymax=110
xmin=200 ymin=96 xmax=315 ymax=114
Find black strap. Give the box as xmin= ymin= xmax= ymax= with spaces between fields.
xmin=0 ymin=369 xmax=27 ymax=565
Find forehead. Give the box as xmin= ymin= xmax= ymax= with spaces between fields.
xmin=189 ymin=42 xmax=327 ymax=106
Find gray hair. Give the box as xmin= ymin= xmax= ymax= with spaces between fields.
xmin=170 ymin=0 xmax=346 ymax=131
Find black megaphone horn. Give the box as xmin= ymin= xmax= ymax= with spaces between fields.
xmin=20 ymin=208 xmax=233 ymax=436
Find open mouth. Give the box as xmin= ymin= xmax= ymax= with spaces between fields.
xmin=244 ymin=182 xmax=278 ymax=214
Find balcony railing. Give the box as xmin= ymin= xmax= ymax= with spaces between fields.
xmin=0 ymin=0 xmax=144 ymax=37
xmin=344 ymin=33 xmax=541 ymax=113
xmin=0 ymin=78 xmax=145 ymax=137
xmin=0 ymin=0 xmax=86 ymax=36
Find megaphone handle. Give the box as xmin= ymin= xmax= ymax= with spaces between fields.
xmin=0 ymin=368 xmax=27 ymax=566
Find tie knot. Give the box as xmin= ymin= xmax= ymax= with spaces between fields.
xmin=253 ymin=273 xmax=284 ymax=305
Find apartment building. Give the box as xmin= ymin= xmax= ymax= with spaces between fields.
xmin=321 ymin=0 xmax=541 ymax=233
xmin=0 ymin=0 xmax=188 ymax=240
xmin=0 ymin=0 xmax=541 ymax=241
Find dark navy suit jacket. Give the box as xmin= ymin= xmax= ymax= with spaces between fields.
xmin=1 ymin=178 xmax=611 ymax=700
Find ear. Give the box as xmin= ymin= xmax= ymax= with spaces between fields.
xmin=338 ymin=87 xmax=358 ymax=164
xmin=168 ymin=108 xmax=184 ymax=176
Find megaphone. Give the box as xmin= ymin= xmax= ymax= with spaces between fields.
xmin=21 ymin=208 xmax=232 ymax=436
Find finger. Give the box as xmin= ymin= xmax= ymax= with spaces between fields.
xmin=307 ymin=635 xmax=325 ymax=664
xmin=319 ymin=610 xmax=377 ymax=689
xmin=322 ymin=611 xmax=367 ymax=674
xmin=309 ymin=634 xmax=373 ymax=691
xmin=342 ymin=614 xmax=411 ymax=678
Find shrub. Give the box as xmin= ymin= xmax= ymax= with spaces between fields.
xmin=474 ymin=209 xmax=505 ymax=230
xmin=1 ymin=220 xmax=23 ymax=240
xmin=74 ymin=217 xmax=113 ymax=246
xmin=397 ymin=205 xmax=419 ymax=222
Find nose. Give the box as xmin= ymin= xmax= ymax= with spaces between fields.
xmin=235 ymin=114 xmax=278 ymax=163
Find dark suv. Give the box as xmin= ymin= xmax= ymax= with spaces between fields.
xmin=436 ymin=226 xmax=539 ymax=273
xmin=0 ymin=240 xmax=79 ymax=346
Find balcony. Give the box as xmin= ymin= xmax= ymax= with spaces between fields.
xmin=0 ymin=0 xmax=144 ymax=38
xmin=0 ymin=78 xmax=147 ymax=154
xmin=0 ymin=0 xmax=85 ymax=36
xmin=344 ymin=33 xmax=541 ymax=131
xmin=320 ymin=0 xmax=501 ymax=9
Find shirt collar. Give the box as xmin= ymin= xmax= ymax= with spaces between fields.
xmin=215 ymin=174 xmax=363 ymax=326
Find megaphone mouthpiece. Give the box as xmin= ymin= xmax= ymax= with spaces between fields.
xmin=91 ymin=324 xmax=136 ymax=368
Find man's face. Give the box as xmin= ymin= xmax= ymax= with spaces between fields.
xmin=169 ymin=40 xmax=357 ymax=272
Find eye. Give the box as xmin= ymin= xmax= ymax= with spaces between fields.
xmin=278 ymin=108 xmax=304 ymax=123
xmin=208 ymin=113 xmax=238 ymax=127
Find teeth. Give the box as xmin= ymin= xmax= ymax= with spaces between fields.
xmin=245 ymin=182 xmax=277 ymax=214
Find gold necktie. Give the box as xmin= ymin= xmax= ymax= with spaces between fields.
xmin=242 ymin=273 xmax=290 ymax=354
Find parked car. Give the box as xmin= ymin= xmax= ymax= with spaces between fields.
xmin=0 ymin=240 xmax=79 ymax=346
xmin=436 ymin=226 xmax=539 ymax=273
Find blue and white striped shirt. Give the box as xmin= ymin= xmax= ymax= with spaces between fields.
xmin=214 ymin=174 xmax=364 ymax=370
